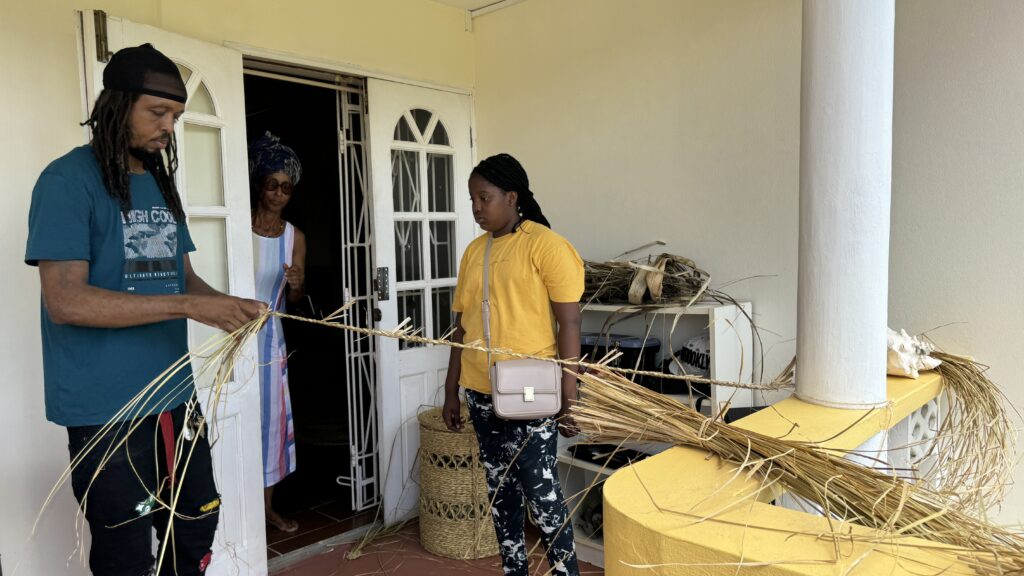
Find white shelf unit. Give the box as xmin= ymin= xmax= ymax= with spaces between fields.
xmin=555 ymin=442 xmax=669 ymax=568
xmin=554 ymin=300 xmax=754 ymax=568
xmin=580 ymin=301 xmax=754 ymax=414
xmin=556 ymin=449 xmax=612 ymax=568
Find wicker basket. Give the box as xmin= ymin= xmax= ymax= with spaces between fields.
xmin=418 ymin=407 xmax=499 ymax=559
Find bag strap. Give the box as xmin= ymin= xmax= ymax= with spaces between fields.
xmin=482 ymin=235 xmax=493 ymax=370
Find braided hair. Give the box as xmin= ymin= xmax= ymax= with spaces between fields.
xmin=82 ymin=89 xmax=185 ymax=219
xmin=471 ymin=153 xmax=550 ymax=230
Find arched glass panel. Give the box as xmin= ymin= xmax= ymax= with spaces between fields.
xmin=188 ymin=80 xmax=216 ymax=115
xmin=428 ymin=120 xmax=449 ymax=146
xmin=393 ymin=116 xmax=416 ymax=142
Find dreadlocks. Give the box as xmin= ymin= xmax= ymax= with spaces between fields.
xmin=82 ymin=89 xmax=185 ymax=219
xmin=471 ymin=153 xmax=551 ymax=230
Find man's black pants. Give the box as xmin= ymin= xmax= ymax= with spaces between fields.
xmin=67 ymin=399 xmax=220 ymax=576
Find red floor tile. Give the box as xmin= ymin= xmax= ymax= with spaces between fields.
xmin=273 ymin=520 xmax=604 ymax=576
xmin=266 ymin=508 xmax=336 ymax=546
xmin=311 ymin=500 xmax=362 ymax=523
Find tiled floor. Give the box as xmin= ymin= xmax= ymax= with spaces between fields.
xmin=272 ymin=520 xmax=605 ymax=576
xmin=266 ymin=500 xmax=377 ymax=558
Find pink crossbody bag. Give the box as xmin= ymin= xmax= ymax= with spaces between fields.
xmin=482 ymin=235 xmax=563 ymax=420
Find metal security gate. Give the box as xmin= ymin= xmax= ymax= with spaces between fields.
xmin=335 ymin=86 xmax=380 ymax=511
xmin=244 ymin=60 xmax=380 ymax=512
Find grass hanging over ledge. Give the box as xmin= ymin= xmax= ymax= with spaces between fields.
xmin=571 ymin=365 xmax=1023 ymax=575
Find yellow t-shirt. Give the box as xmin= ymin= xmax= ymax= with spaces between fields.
xmin=453 ymin=219 xmax=585 ymax=394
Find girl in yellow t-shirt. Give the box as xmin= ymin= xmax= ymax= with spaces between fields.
xmin=442 ymin=153 xmax=583 ymax=576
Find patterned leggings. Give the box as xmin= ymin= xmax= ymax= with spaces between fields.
xmin=466 ymin=389 xmax=580 ymax=576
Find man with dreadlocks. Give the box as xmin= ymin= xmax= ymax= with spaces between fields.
xmin=25 ymin=44 xmax=264 ymax=576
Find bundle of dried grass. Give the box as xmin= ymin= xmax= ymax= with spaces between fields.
xmin=922 ymin=352 xmax=1018 ymax=515
xmin=584 ymin=254 xmax=711 ymax=306
xmin=572 ymin=366 xmax=1024 ymax=575
xmin=737 ymin=351 xmax=1017 ymax=514
xmin=584 ymin=251 xmax=770 ymax=384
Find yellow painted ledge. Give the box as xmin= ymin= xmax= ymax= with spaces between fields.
xmin=602 ymin=372 xmax=975 ymax=575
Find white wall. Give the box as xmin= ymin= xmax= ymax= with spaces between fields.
xmin=891 ymin=0 xmax=1024 ymax=524
xmin=472 ymin=0 xmax=1024 ymax=524
xmin=0 ymin=1 xmax=472 ymax=573
xmin=1 ymin=3 xmax=95 ymax=574
xmin=472 ymin=0 xmax=803 ymax=392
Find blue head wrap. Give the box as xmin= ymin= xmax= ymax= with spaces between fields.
xmin=248 ymin=131 xmax=302 ymax=185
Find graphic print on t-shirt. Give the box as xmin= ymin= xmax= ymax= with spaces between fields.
xmin=122 ymin=207 xmax=183 ymax=294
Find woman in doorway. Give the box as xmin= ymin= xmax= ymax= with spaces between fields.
xmin=442 ymin=153 xmax=584 ymax=576
xmin=249 ymin=132 xmax=307 ymax=533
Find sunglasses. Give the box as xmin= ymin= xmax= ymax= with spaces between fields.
xmin=263 ymin=178 xmax=294 ymax=195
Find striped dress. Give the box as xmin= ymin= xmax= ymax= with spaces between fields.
xmin=254 ymin=222 xmax=296 ymax=487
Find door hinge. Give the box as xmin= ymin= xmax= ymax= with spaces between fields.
xmin=94 ymin=10 xmax=112 ymax=63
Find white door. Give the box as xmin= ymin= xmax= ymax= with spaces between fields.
xmin=80 ymin=12 xmax=267 ymax=575
xmin=368 ymin=79 xmax=475 ymax=523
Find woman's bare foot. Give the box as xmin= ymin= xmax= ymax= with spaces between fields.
xmin=266 ymin=509 xmax=299 ymax=533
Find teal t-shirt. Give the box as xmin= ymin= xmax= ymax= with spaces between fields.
xmin=25 ymin=145 xmax=196 ymax=426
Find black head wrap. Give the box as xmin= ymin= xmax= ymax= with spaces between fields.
xmin=471 ymin=153 xmax=550 ymax=229
xmin=249 ymin=132 xmax=303 ymax=185
xmin=103 ymin=43 xmax=187 ymax=103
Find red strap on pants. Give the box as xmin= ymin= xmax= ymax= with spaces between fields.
xmin=159 ymin=411 xmax=176 ymax=489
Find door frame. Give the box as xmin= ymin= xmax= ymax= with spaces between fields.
xmin=230 ymin=43 xmax=479 ymax=525
xmin=225 ymin=42 xmax=473 ymax=97
xmin=240 ymin=63 xmax=383 ymax=511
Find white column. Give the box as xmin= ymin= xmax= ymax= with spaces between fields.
xmin=796 ymin=0 xmax=894 ymax=408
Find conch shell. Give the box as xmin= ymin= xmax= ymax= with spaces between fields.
xmin=887 ymin=327 xmax=941 ymax=378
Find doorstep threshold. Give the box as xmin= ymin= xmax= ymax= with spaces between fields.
xmin=268 ymin=520 xmax=380 ymax=574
